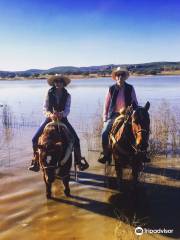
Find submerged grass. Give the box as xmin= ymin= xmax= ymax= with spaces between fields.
xmin=0 ymin=104 xmax=42 ymax=129
xmin=149 ymin=100 xmax=180 ymax=158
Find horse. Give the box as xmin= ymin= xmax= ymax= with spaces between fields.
xmin=38 ymin=121 xmax=74 ymax=199
xmin=110 ymin=101 xmax=150 ymax=186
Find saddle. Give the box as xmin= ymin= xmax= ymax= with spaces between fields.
xmin=110 ymin=106 xmax=134 ymax=146
xmin=109 ymin=114 xmax=125 ymax=146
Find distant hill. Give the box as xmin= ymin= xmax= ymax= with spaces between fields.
xmin=1 ymin=61 xmax=180 ymax=78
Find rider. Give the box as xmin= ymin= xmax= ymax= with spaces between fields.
xmin=29 ymin=75 xmax=89 ymax=172
xmin=98 ymin=67 xmax=138 ymax=164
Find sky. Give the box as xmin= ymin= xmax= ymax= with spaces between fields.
xmin=0 ymin=0 xmax=180 ymax=71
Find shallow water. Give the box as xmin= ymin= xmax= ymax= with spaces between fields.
xmin=0 ymin=166 xmax=122 ymax=240
xmin=1 ymin=164 xmax=178 ymax=240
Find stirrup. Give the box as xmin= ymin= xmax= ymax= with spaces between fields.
xmin=78 ymin=157 xmax=89 ymax=171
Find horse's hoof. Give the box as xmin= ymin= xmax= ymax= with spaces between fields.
xmin=64 ymin=188 xmax=71 ymax=197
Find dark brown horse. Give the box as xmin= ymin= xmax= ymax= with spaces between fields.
xmin=110 ymin=102 xmax=150 ymax=185
xmin=38 ymin=121 xmax=74 ymax=198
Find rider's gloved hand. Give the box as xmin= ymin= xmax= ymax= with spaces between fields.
xmin=49 ymin=111 xmax=63 ymax=121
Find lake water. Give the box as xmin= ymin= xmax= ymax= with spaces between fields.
xmin=0 ymin=75 xmax=180 ymax=126
xmin=0 ymin=75 xmax=180 ymax=167
xmin=0 ymin=76 xmax=180 ymax=240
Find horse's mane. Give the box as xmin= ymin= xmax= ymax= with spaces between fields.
xmin=39 ymin=125 xmax=62 ymax=145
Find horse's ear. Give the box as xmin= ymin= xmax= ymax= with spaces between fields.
xmin=144 ymin=101 xmax=150 ymax=111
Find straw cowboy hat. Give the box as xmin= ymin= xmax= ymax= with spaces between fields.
xmin=47 ymin=75 xmax=71 ymax=86
xmin=112 ymin=66 xmax=129 ymax=80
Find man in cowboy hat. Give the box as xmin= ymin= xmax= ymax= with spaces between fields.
xmin=98 ymin=67 xmax=138 ymax=164
xmin=29 ymin=75 xmax=89 ymax=172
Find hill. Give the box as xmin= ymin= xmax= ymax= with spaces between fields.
xmin=1 ymin=61 xmax=180 ymax=78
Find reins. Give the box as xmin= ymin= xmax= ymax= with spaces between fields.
xmin=115 ymin=107 xmax=149 ymax=155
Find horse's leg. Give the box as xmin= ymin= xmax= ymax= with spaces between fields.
xmin=42 ymin=171 xmax=51 ymax=199
xmin=132 ymin=167 xmax=138 ymax=184
xmin=44 ymin=169 xmax=55 ymax=199
xmin=114 ymin=153 xmax=123 ymax=190
xmin=62 ymin=156 xmax=72 ymax=196
xmin=46 ymin=181 xmax=52 ymax=199
xmin=131 ymin=157 xmax=141 ymax=185
xmin=39 ymin=152 xmax=51 ymax=198
xmin=63 ymin=174 xmax=70 ymax=197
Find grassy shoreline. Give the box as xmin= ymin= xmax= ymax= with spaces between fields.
xmin=1 ymin=71 xmax=180 ymax=81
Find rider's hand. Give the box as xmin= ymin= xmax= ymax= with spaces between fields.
xmin=50 ymin=113 xmax=58 ymax=121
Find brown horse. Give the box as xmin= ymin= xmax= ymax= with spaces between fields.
xmin=38 ymin=121 xmax=74 ymax=198
xmin=110 ymin=102 xmax=150 ymax=185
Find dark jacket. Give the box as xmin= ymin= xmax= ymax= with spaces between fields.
xmin=47 ymin=87 xmax=69 ymax=113
xmin=108 ymin=82 xmax=137 ymax=119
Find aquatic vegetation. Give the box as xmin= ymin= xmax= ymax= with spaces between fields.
xmin=149 ymin=101 xmax=180 ymax=158
xmin=1 ymin=104 xmax=13 ymax=128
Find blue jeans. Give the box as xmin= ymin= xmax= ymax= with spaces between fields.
xmin=32 ymin=118 xmax=80 ymax=161
xmin=32 ymin=118 xmax=50 ymax=151
xmin=101 ymin=114 xmax=119 ymax=154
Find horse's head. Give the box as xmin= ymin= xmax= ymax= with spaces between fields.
xmin=131 ymin=101 xmax=150 ymax=152
xmin=38 ymin=124 xmax=64 ymax=163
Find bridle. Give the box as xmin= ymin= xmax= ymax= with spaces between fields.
xmin=114 ymin=105 xmax=150 ymax=155
xmin=131 ymin=128 xmax=149 ymax=154
xmin=135 ymin=129 xmax=149 ymax=134
xmin=123 ymin=112 xmax=150 ymax=154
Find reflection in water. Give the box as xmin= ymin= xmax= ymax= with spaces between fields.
xmin=1 ymin=165 xmax=179 ymax=239
xmin=0 ymin=168 xmax=119 ymax=240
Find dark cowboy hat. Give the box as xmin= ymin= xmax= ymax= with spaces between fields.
xmin=47 ymin=75 xmax=71 ymax=86
xmin=112 ymin=67 xmax=129 ymax=80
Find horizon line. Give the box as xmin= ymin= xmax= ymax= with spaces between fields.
xmin=1 ymin=60 xmax=180 ymax=72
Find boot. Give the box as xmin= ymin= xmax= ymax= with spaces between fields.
xmin=74 ymin=147 xmax=89 ymax=171
xmin=98 ymin=144 xmax=112 ymax=164
xmin=78 ymin=157 xmax=89 ymax=171
xmin=29 ymin=161 xmax=40 ymax=172
xmin=98 ymin=152 xmax=111 ymax=164
xmin=28 ymin=153 xmax=40 ymax=172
